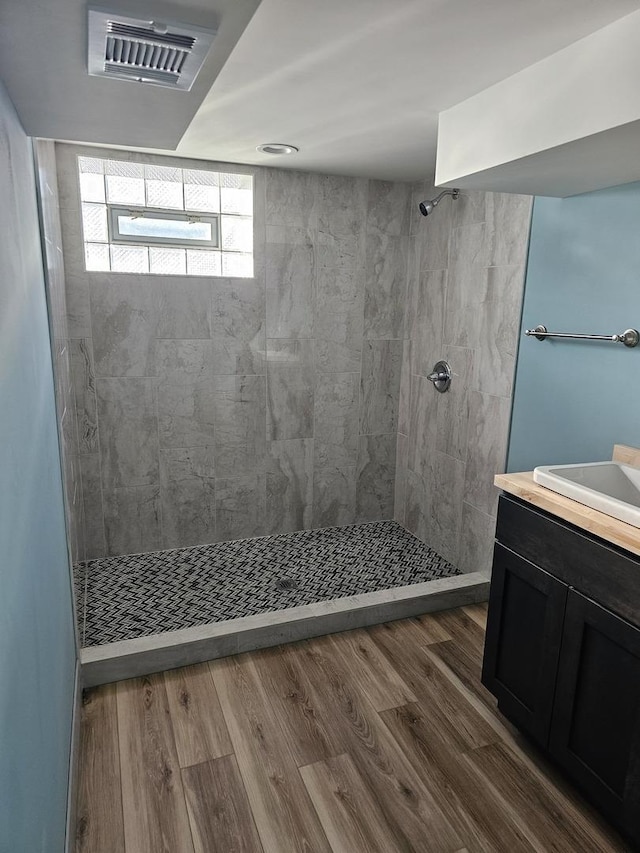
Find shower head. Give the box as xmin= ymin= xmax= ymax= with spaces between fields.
xmin=418 ymin=188 xmax=460 ymax=217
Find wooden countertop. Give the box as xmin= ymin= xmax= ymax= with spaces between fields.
xmin=494 ymin=445 xmax=640 ymax=559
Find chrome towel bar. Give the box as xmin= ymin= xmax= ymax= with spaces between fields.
xmin=525 ymin=325 xmax=639 ymax=348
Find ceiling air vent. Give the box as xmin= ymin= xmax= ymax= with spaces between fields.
xmin=88 ymin=8 xmax=216 ymax=91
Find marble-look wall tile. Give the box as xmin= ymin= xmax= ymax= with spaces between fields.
xmin=60 ymin=384 xmax=79 ymax=459
xmin=251 ymin=176 xmax=266 ymax=286
xmin=409 ymin=181 xmax=427 ymax=237
xmin=403 ymin=235 xmax=420 ymax=324
xmin=397 ymin=340 xmax=411 ymax=438
xmin=314 ymin=372 xmax=359 ymax=468
xmin=267 ymin=339 xmax=314 ymax=440
xmin=97 ymin=377 xmax=159 ymax=487
xmin=215 ymin=474 xmax=266 ymax=542
xmin=312 ymin=466 xmax=356 ymax=528
xmin=155 ymin=339 xmax=212 ymax=383
xmin=458 ymin=502 xmax=496 ymax=577
xmin=317 ymin=175 xmax=367 ymax=236
xmin=160 ymin=447 xmax=216 ymax=549
xmin=359 ymin=339 xmax=402 ymax=435
xmin=212 ymin=375 xmax=267 ymax=477
xmin=211 ymin=278 xmax=265 ymax=375
xmin=79 ymin=453 xmax=106 ymax=559
xmin=155 ymin=339 xmax=216 ymax=448
xmin=69 ymin=338 xmax=98 ymax=453
xmin=480 ymin=264 xmax=526 ymax=355
xmin=356 ymin=434 xmax=397 ymax=523
xmin=266 ymin=438 xmax=314 ymax=533
xmin=266 ymin=238 xmax=315 ymax=338
xmin=394 ymin=433 xmax=408 ymax=526
xmin=265 ymin=169 xmax=319 ymax=228
xmin=416 ymin=183 xmax=452 ymax=271
xmin=58 ymin=201 xmax=86 ymax=274
xmin=103 ymin=485 xmax=161 ymax=557
xmin=160 ymin=477 xmax=215 ymax=549
xmin=405 ymin=452 xmax=464 ymax=566
xmin=155 ymin=277 xmax=211 ymax=339
xmin=159 ymin=445 xmax=216 ymax=481
xmin=67 ymin=491 xmax=84 ymax=568
xmin=442 ymin=223 xmax=487 ymax=349
xmin=315 ymin=267 xmax=364 ymax=373
xmin=364 ymin=232 xmax=408 ymax=339
xmin=54 ymin=143 xmax=82 ymax=210
xmin=266 ymin=225 xmax=313 ymax=246
xmin=464 ymin=390 xmax=511 ymax=518
xmin=157 ymin=381 xmax=216 ymax=449
xmin=472 ymin=264 xmax=526 ymax=398
xmin=367 ymin=180 xmax=410 ymax=237
xmin=90 ymin=276 xmax=156 ymax=377
xmin=316 ymin=229 xmax=364 ymax=271
xmin=435 ymin=345 xmax=473 ymax=462
xmin=407 ymin=373 xmax=438 ymax=478
xmin=427 ymin=451 xmax=465 ymax=565
xmin=451 ymin=189 xmax=486 ymax=228
xmin=65 ymin=274 xmax=91 ymax=339
xmin=405 ymin=469 xmax=429 ymax=545
xmin=409 ymin=269 xmax=446 ymax=379
xmin=211 ymin=338 xmax=264 ymax=378
xmin=485 ymin=193 xmax=533 ymax=267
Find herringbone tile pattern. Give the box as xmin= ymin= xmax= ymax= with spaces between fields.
xmin=76 ymin=521 xmax=459 ymax=647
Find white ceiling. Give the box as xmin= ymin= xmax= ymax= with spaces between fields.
xmin=1 ymin=0 xmax=639 ymax=181
xmin=179 ymin=0 xmax=640 ymax=180
xmin=0 ymin=0 xmax=262 ymax=149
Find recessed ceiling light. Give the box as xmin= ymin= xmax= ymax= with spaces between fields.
xmin=256 ymin=143 xmax=299 ymax=155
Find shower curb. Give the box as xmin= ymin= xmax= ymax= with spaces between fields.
xmin=80 ymin=572 xmax=489 ymax=687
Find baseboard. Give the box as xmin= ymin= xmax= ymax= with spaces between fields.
xmin=81 ymin=572 xmax=489 ymax=687
xmin=65 ymin=659 xmax=82 ymax=853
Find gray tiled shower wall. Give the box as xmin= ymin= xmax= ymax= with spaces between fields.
xmin=55 ymin=144 xmax=409 ymax=558
xmin=52 ymin=143 xmax=532 ymax=570
xmin=395 ymin=184 xmax=533 ymax=575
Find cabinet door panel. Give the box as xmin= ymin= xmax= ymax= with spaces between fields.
xmin=550 ymin=590 xmax=640 ymax=843
xmin=482 ymin=544 xmax=567 ymax=746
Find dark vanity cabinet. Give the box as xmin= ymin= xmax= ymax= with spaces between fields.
xmin=483 ymin=494 xmax=640 ymax=845
xmin=482 ymin=544 xmax=567 ymax=746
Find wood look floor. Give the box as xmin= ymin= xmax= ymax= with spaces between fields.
xmin=75 ymin=604 xmax=630 ymax=852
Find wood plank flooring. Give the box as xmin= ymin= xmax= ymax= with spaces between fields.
xmin=75 ymin=604 xmax=631 ymax=852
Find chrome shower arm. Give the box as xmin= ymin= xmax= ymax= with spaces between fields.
xmin=432 ymin=188 xmax=459 ymax=206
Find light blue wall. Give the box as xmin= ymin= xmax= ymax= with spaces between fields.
xmin=0 ymin=84 xmax=77 ymax=851
xmin=508 ymin=182 xmax=640 ymax=472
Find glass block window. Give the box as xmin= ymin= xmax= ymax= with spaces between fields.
xmin=78 ymin=156 xmax=253 ymax=277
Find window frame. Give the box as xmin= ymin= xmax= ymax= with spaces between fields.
xmin=107 ymin=205 xmax=220 ymax=249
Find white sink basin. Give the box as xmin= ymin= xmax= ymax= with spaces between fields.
xmin=533 ymin=461 xmax=640 ymax=529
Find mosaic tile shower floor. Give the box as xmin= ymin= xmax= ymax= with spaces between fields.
xmin=75 ymin=521 xmax=460 ymax=647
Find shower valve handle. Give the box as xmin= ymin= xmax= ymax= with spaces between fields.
xmin=427 ymin=361 xmax=452 ymax=393
xmin=428 ymin=371 xmax=448 ymax=383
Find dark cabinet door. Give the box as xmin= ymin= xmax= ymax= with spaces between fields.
xmin=482 ymin=543 xmax=568 ymax=746
xmin=550 ymin=590 xmax=640 ymax=844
